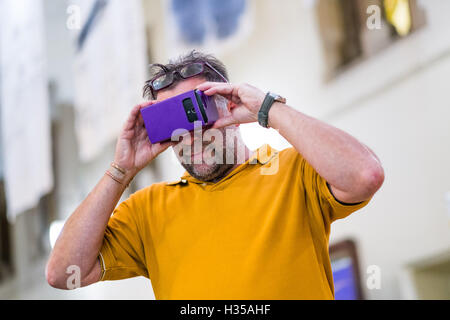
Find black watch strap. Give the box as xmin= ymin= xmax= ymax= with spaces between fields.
xmin=258 ymin=92 xmax=276 ymax=128
xmin=258 ymin=92 xmax=286 ymax=128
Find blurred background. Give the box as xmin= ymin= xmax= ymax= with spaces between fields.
xmin=0 ymin=0 xmax=449 ymax=300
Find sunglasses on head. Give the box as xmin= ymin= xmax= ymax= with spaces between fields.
xmin=148 ymin=61 xmax=228 ymax=96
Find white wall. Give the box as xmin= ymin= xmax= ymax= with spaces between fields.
xmin=329 ymin=54 xmax=450 ymax=299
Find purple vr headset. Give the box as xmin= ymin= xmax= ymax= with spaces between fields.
xmin=140 ymin=89 xmax=220 ymax=144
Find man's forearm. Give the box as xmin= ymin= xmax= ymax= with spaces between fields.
xmin=46 ymin=173 xmax=130 ymax=288
xmin=268 ymin=103 xmax=384 ymax=202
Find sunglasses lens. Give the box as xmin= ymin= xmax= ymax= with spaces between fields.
xmin=152 ymin=73 xmax=173 ymax=90
xmin=180 ymin=63 xmax=204 ymax=78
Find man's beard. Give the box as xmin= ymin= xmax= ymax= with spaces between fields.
xmin=175 ymin=127 xmax=240 ymax=182
xmin=182 ymin=161 xmax=235 ymax=183
xmin=179 ymin=141 xmax=236 ymax=182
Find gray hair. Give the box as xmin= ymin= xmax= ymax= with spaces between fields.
xmin=143 ymin=50 xmax=229 ymax=100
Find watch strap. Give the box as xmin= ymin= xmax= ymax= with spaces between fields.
xmin=258 ymin=92 xmax=276 ymax=128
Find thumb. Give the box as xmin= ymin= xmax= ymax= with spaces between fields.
xmin=153 ymin=140 xmax=176 ymax=154
xmin=212 ymin=116 xmax=238 ymax=129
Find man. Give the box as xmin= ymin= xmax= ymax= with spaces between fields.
xmin=46 ymin=51 xmax=384 ymax=299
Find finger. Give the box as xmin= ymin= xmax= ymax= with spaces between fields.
xmin=137 ymin=126 xmax=148 ymax=140
xmin=212 ymin=116 xmax=237 ymax=129
xmin=204 ymin=85 xmax=235 ymax=97
xmin=196 ymin=81 xmax=226 ymax=92
xmin=137 ymin=113 xmax=144 ymax=127
xmin=124 ymin=101 xmax=159 ymax=131
xmin=138 ymin=99 xmax=160 ymax=109
xmin=198 ymin=83 xmax=236 ymax=96
xmin=153 ymin=140 xmax=176 ymax=155
xmin=159 ymin=140 xmax=176 ymax=149
xmin=123 ymin=105 xmax=142 ymax=130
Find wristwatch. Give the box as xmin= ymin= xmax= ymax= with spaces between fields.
xmin=258 ymin=92 xmax=286 ymax=128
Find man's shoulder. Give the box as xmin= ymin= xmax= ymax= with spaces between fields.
xmin=269 ymin=146 xmax=303 ymax=169
xmin=131 ymin=179 xmax=187 ymax=199
xmin=278 ymin=146 xmax=301 ymax=159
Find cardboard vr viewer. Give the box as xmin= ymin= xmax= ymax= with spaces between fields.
xmin=140 ymin=89 xmax=220 ymax=144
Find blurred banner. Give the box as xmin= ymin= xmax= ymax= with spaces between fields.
xmin=73 ymin=0 xmax=148 ymax=162
xmin=0 ymin=0 xmax=53 ymax=221
xmin=165 ymin=0 xmax=252 ymax=57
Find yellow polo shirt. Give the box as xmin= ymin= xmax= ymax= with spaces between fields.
xmin=99 ymin=144 xmax=370 ymax=299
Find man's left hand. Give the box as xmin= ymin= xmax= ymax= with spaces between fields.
xmin=196 ymin=82 xmax=266 ymax=128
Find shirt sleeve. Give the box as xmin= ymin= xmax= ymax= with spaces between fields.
xmin=288 ymin=148 xmax=371 ymax=224
xmin=99 ymin=192 xmax=149 ymax=281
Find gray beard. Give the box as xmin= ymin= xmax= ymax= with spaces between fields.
xmin=175 ymin=126 xmax=246 ymax=182
xmin=179 ymin=142 xmax=240 ymax=182
xmin=181 ymin=161 xmax=236 ymax=183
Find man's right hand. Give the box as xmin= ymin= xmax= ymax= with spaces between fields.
xmin=113 ymin=101 xmax=174 ymax=182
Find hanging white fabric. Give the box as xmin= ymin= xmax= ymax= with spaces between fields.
xmin=0 ymin=0 xmax=54 ymax=221
xmin=72 ymin=0 xmax=148 ymax=162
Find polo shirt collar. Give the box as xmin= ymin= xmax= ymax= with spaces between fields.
xmin=166 ymin=144 xmax=278 ymax=186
